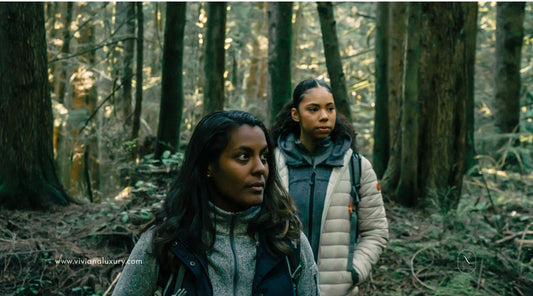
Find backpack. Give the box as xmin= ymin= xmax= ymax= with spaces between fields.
xmin=347 ymin=152 xmax=362 ymax=281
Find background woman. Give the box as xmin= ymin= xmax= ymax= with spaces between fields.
xmin=113 ymin=110 xmax=319 ymax=296
xmin=272 ymin=79 xmax=388 ymax=296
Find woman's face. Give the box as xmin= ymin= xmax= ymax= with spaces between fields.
xmin=291 ymin=86 xmax=336 ymax=150
xmin=208 ymin=125 xmax=269 ymax=212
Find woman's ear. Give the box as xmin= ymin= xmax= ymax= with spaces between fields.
xmin=290 ymin=107 xmax=300 ymax=123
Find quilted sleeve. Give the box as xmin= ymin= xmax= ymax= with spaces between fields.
xmin=352 ymin=155 xmax=389 ymax=283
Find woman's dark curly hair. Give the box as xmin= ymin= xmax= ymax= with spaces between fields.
xmin=271 ymin=78 xmax=357 ymax=150
xmin=150 ymin=110 xmax=301 ymax=273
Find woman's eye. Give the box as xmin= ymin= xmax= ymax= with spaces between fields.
xmin=237 ymin=154 xmax=249 ymax=161
xmin=260 ymin=153 xmax=268 ymax=163
xmin=308 ymin=108 xmax=318 ymax=112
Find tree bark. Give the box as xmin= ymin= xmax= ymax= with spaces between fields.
xmin=121 ymin=2 xmax=135 ymax=127
xmin=203 ymin=2 xmax=227 ymax=115
xmin=155 ymin=3 xmax=186 ymax=159
xmin=416 ymin=3 xmax=469 ymax=209
xmin=292 ymin=3 xmax=304 ymax=80
xmin=0 ymin=2 xmax=70 ymax=209
xmin=131 ymin=2 xmax=144 ymax=159
xmin=381 ymin=2 xmax=406 ymax=194
xmin=465 ymin=3 xmax=479 ymax=173
xmin=395 ymin=2 xmax=420 ymax=207
xmin=494 ymin=2 xmax=525 ymax=151
xmin=373 ymin=2 xmax=390 ymax=178
xmin=316 ymin=2 xmax=353 ymax=122
xmin=267 ymin=2 xmax=293 ymax=126
xmin=383 ymin=3 xmax=470 ymax=210
xmin=55 ymin=2 xmax=73 ymax=105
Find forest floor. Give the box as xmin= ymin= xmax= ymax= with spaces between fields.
xmin=1 ymin=168 xmax=532 ymax=296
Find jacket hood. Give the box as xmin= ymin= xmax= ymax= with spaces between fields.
xmin=277 ymin=131 xmax=351 ymax=167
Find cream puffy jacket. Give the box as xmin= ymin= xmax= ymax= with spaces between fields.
xmin=276 ymin=148 xmax=389 ymax=296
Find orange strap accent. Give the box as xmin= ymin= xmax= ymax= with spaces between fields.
xmin=349 ymin=202 xmax=354 ymax=213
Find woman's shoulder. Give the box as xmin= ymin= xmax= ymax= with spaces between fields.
xmin=132 ymin=227 xmax=156 ymax=254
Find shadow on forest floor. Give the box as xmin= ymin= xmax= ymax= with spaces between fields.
xmin=1 ymin=169 xmax=532 ymax=296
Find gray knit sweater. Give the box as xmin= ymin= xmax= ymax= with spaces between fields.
xmin=112 ymin=204 xmax=320 ymax=296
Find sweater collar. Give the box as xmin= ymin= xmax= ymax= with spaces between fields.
xmin=209 ymin=202 xmax=261 ymax=235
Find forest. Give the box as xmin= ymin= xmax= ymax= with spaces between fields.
xmin=0 ymin=2 xmax=532 ymax=295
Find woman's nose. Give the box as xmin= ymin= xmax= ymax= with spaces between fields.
xmin=252 ymin=157 xmax=267 ymax=175
xmin=319 ymin=109 xmax=329 ymax=120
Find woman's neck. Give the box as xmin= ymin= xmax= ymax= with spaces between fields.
xmin=298 ymin=134 xmax=316 ymax=153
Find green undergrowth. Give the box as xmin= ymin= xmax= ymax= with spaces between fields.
xmin=360 ymin=172 xmax=533 ymax=296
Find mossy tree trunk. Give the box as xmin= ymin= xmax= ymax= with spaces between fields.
xmin=316 ymin=2 xmax=353 ymax=122
xmin=0 ymin=2 xmax=70 ymax=209
xmin=155 ymin=3 xmax=187 ymax=159
xmin=383 ymin=3 xmax=471 ymax=210
xmin=415 ymin=3 xmax=469 ymax=209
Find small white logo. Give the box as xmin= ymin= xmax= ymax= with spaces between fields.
xmin=457 ymin=249 xmax=477 ymax=273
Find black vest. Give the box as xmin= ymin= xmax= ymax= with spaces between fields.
xmin=159 ymin=233 xmax=296 ymax=296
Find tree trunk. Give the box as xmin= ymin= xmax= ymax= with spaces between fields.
xmin=68 ymin=2 xmax=99 ymax=202
xmin=381 ymin=2 xmax=406 ymax=194
xmin=383 ymin=3 xmax=470 ymax=210
xmin=131 ymin=2 xmax=144 ymax=159
xmin=121 ymin=2 xmax=135 ymax=127
xmin=317 ymin=2 xmax=353 ymax=122
xmin=0 ymin=2 xmax=70 ymax=209
xmin=494 ymin=2 xmax=525 ymax=155
xmin=246 ymin=37 xmax=261 ymax=101
xmin=395 ymin=2 xmax=421 ymax=207
xmin=373 ymin=2 xmax=390 ymax=178
xmin=203 ymin=2 xmax=227 ymax=115
xmin=149 ymin=2 xmax=164 ymax=76
xmin=155 ymin=3 xmax=186 ymax=159
xmin=55 ymin=2 xmax=73 ymax=105
xmin=267 ymin=2 xmax=293 ymax=126
xmin=53 ymin=2 xmax=74 ymax=196
xmin=292 ymin=3 xmax=304 ymax=79
xmin=465 ymin=3 xmax=479 ymax=173
xmin=416 ymin=3 xmax=469 ymax=209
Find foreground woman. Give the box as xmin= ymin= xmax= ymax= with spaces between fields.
xmin=113 ymin=110 xmax=319 ymax=296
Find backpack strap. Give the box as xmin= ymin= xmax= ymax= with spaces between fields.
xmin=347 ymin=152 xmax=361 ymax=279
xmin=156 ymin=263 xmax=187 ymax=296
xmin=286 ymin=240 xmax=302 ymax=293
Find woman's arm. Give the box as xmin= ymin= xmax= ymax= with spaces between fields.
xmin=112 ymin=230 xmax=159 ymax=296
xmin=352 ymin=156 xmax=389 ymax=283
xmin=296 ymin=232 xmax=321 ymax=296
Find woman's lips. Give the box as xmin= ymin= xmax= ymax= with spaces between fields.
xmin=317 ymin=127 xmax=331 ymax=133
xmin=247 ymin=182 xmax=265 ymax=192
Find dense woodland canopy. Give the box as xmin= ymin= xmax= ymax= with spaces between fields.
xmin=0 ymin=2 xmax=532 ymax=295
